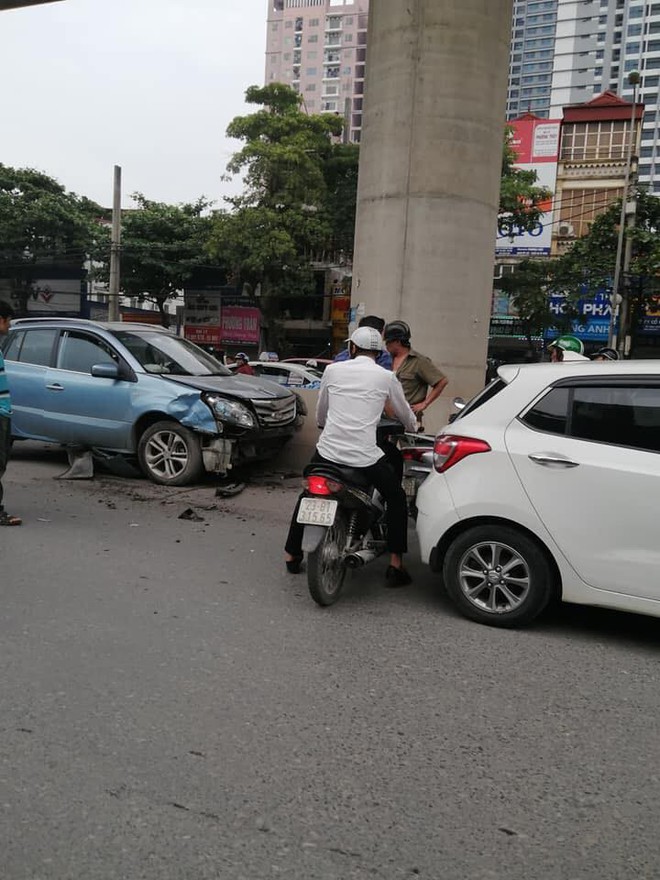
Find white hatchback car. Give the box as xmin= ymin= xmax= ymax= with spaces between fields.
xmin=416 ymin=360 xmax=660 ymax=627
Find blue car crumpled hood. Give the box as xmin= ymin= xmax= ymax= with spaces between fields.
xmin=161 ymin=374 xmax=292 ymax=401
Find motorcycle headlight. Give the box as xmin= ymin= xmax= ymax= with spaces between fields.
xmin=204 ymin=395 xmax=256 ymax=430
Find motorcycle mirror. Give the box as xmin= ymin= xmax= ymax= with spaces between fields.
xmin=452 ymin=396 xmax=466 ymax=411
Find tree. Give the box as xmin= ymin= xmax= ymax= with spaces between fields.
xmin=208 ymin=84 xmax=345 ymax=348
xmin=555 ymin=187 xmax=660 ymax=291
xmin=500 ymin=259 xmax=579 ymax=358
xmin=321 ymin=143 xmax=360 ymax=261
xmin=0 ymin=164 xmax=105 ymax=314
xmin=503 ymin=189 xmax=660 ymax=356
xmin=112 ymin=194 xmax=215 ymax=327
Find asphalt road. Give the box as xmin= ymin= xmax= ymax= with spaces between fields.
xmin=2 ymin=443 xmax=660 ymax=880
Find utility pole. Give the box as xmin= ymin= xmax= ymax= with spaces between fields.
xmin=608 ymin=71 xmax=640 ymax=353
xmin=108 ymin=165 xmax=122 ymax=322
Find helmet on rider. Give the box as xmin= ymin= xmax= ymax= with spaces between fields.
xmin=549 ymin=335 xmax=584 ymax=354
xmin=548 ymin=335 xmax=588 ymax=362
xmin=592 ymin=347 xmax=619 ymax=361
xmin=383 ymin=320 xmax=411 ymax=346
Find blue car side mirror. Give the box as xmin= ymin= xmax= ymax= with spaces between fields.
xmin=91 ymin=363 xmax=120 ymax=379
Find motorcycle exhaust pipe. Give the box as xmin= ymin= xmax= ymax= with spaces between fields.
xmin=345 ymin=549 xmax=379 ymax=569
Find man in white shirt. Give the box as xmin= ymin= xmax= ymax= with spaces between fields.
xmin=285 ymin=326 xmax=418 ymax=587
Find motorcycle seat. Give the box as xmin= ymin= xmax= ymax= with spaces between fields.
xmin=304 ymin=462 xmax=372 ymax=490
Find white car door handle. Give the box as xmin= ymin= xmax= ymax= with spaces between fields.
xmin=528 ymin=453 xmax=580 ymax=468
xmin=46 ymin=383 xmax=64 ymax=391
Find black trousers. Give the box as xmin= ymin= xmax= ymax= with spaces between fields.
xmin=285 ymin=449 xmax=408 ymax=557
xmin=0 ymin=415 xmax=11 ymax=514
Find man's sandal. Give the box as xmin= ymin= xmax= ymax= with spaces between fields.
xmin=0 ymin=513 xmax=22 ymax=526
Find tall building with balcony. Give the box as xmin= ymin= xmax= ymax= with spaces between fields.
xmin=265 ymin=0 xmax=369 ymax=143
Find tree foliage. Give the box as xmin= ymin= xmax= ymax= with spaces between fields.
xmin=500 ymin=259 xmax=579 ymax=356
xmin=556 ymin=187 xmax=660 ymax=292
xmin=0 ymin=164 xmax=105 ymax=313
xmin=209 ymin=85 xmax=350 ymax=347
xmin=500 ymin=188 xmax=660 ymax=355
xmin=109 ymin=193 xmax=215 ymax=326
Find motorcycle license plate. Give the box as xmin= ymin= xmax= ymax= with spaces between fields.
xmin=297 ymin=498 xmax=338 ymax=526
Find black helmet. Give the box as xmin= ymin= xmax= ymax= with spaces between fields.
xmin=593 ymin=347 xmax=619 ymax=361
xmin=383 ymin=320 xmax=411 ymax=344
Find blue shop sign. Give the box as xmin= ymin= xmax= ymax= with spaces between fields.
xmin=545 ymin=291 xmax=612 ymax=342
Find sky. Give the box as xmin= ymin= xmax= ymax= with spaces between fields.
xmin=1 ymin=0 xmax=267 ymax=208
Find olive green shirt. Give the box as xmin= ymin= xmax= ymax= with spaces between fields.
xmin=395 ymin=349 xmax=446 ymax=406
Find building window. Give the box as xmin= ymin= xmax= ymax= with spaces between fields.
xmin=560 ymin=120 xmax=631 ymax=162
xmin=558 ymin=187 xmax=623 ymax=238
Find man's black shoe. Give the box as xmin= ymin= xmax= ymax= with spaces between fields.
xmin=286 ymin=557 xmax=303 ymax=574
xmin=385 ymin=565 xmax=412 ymax=588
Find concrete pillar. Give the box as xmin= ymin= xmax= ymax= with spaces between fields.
xmin=352 ymin=0 xmax=514 ymax=431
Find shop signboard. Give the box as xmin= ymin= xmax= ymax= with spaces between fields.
xmin=184 ymin=290 xmax=260 ymax=346
xmin=496 ymin=117 xmax=561 ymax=257
xmin=546 ymin=290 xmax=612 ymax=342
xmin=26 ymin=279 xmax=83 ymax=314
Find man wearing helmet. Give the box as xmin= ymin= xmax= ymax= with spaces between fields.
xmin=591 ymin=347 xmax=619 ymax=362
xmin=234 ymin=353 xmax=255 ymax=375
xmin=284 ymin=326 xmax=417 ymax=587
xmin=547 ymin=335 xmax=589 ymax=363
xmin=383 ymin=321 xmax=448 ymax=426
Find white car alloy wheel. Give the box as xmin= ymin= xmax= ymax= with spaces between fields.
xmin=442 ymin=525 xmax=554 ymax=628
xmin=458 ymin=541 xmax=531 ymax=614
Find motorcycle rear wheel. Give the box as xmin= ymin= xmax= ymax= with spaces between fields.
xmin=307 ymin=513 xmax=348 ymax=607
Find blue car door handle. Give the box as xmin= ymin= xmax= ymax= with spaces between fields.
xmin=46 ymin=383 xmax=64 ymax=392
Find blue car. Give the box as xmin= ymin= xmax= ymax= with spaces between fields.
xmin=1 ymin=318 xmax=299 ymax=486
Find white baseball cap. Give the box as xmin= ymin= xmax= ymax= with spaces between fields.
xmin=348 ymin=326 xmax=384 ymax=351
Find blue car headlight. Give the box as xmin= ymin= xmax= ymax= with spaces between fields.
xmin=204 ymin=394 xmax=256 ymax=430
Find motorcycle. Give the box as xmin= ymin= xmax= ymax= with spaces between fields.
xmin=296 ymin=421 xmax=434 ymax=606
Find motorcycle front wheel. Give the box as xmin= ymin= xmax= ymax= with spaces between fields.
xmin=307 ymin=512 xmax=348 ymax=607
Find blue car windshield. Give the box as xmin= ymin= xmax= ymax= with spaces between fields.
xmin=110 ymin=330 xmax=231 ymax=377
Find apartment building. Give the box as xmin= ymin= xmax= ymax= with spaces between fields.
xmin=509 ymin=2 xmax=660 ymax=194
xmin=507 ymin=0 xmax=560 ymax=119
xmin=265 ymin=0 xmax=369 ymax=143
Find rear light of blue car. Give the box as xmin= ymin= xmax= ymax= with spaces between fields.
xmin=433 ymin=435 xmax=491 ymax=473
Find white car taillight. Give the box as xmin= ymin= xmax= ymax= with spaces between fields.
xmin=433 ymin=434 xmax=491 ymax=473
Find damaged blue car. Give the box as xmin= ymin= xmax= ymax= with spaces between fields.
xmin=1 ymin=318 xmax=300 ymax=486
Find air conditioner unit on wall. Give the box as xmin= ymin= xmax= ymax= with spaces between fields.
xmin=558 ymin=222 xmax=576 ymax=238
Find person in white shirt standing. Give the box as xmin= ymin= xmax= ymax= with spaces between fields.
xmin=285 ymin=326 xmax=418 ymax=587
